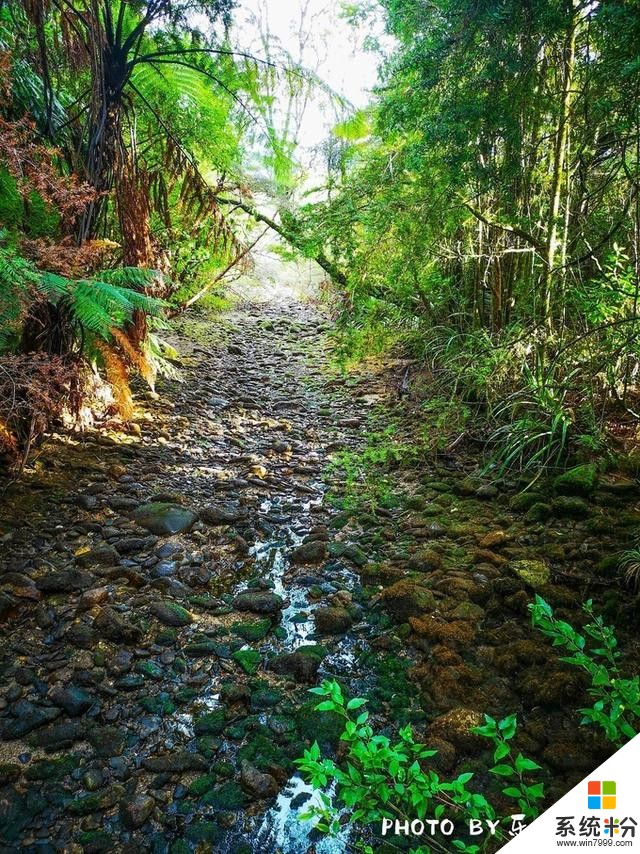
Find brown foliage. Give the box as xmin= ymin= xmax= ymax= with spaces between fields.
xmin=95 ymin=342 xmax=134 ymax=421
xmin=0 ymin=354 xmax=82 ymax=470
xmin=21 ymin=237 xmax=119 ymax=276
xmin=0 ymin=112 xmax=96 ymax=229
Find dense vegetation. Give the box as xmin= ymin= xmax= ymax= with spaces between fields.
xmin=288 ymin=0 xmax=640 ymax=476
xmin=1 ymin=1 xmax=640 ymax=852
xmin=3 ymin=0 xmax=639 ymax=477
xmin=0 ymin=0 xmax=299 ymax=468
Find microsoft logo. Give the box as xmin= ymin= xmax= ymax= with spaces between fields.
xmin=588 ymin=781 xmax=616 ymax=810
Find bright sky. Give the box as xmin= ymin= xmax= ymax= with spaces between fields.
xmin=233 ymin=0 xmax=388 ymax=170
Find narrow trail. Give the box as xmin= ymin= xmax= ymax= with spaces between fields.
xmin=1 ymin=291 xmax=638 ymax=852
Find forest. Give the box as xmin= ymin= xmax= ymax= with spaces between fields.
xmin=1 ymin=0 xmax=640 ymax=852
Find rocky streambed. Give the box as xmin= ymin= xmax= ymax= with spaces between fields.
xmin=1 ymin=297 xmax=639 ymax=853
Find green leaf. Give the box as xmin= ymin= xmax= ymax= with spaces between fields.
xmin=490 ymin=764 xmax=515 ymax=777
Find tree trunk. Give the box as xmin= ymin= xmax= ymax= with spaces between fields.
xmin=542 ymin=1 xmax=578 ymax=329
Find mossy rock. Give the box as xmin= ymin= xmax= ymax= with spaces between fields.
xmin=135 ymin=660 xmax=163 ymax=680
xmin=509 ymin=492 xmax=545 ymax=512
xmin=185 ymin=820 xmax=224 ymax=844
xmin=525 ymin=502 xmax=552 ymax=522
xmin=67 ymin=785 xmax=124 ymax=816
xmin=232 ymin=648 xmax=261 ymax=674
xmin=25 ymin=754 xmax=80 ymax=781
xmin=194 ymin=709 xmax=226 ymax=736
xmin=188 ymin=773 xmax=218 ymax=796
xmin=551 ymin=496 xmax=591 ymax=519
xmin=231 ymin=619 xmax=271 ymax=642
xmin=0 ymin=763 xmax=21 ymax=785
xmin=295 ymin=701 xmax=343 ymax=753
xmin=553 ymin=463 xmax=598 ymax=497
xmin=174 ymin=686 xmax=197 ymax=705
xmin=139 ymin=693 xmax=176 ymax=716
xmin=78 ymin=830 xmax=114 ymax=853
xmin=237 ymin=732 xmax=290 ymax=772
xmin=196 ymin=735 xmax=222 ymax=758
xmin=200 ymin=781 xmax=246 ymax=811
xmin=250 ymin=682 xmax=283 ymax=710
xmin=509 ymin=559 xmax=550 ymax=588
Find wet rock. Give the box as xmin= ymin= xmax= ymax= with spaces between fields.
xmin=233 ymin=590 xmax=283 ymax=615
xmin=240 ymin=760 xmax=278 ymax=799
xmin=88 ymin=726 xmax=126 ymax=757
xmin=120 ymin=794 xmax=155 ymax=829
xmin=232 ymin=648 xmax=261 ymax=674
xmin=132 ymin=502 xmax=198 ymax=536
xmin=35 ymin=570 xmax=93 ymax=593
xmin=94 ymin=606 xmax=143 ymax=643
xmin=76 ymin=546 xmax=119 ymax=567
xmin=67 ymin=784 xmax=125 ymax=816
xmin=142 ymin=751 xmax=207 ymax=773
xmin=313 ymin=606 xmax=353 ymax=635
xmin=65 ymin=622 xmax=97 ymax=649
xmin=49 ymin=685 xmax=95 ymax=716
xmin=184 ymin=640 xmax=220 ymax=657
xmin=551 ymin=496 xmax=591 ymax=519
xmin=428 ymin=708 xmax=484 ymax=752
xmin=114 ymin=536 xmax=155 ymax=555
xmin=200 ymin=504 xmax=243 ymax=525
xmin=231 ymin=618 xmax=271 ymax=642
xmin=380 ymin=580 xmax=437 ymax=622
xmin=78 ymin=587 xmax=109 ymax=610
xmin=29 ymin=720 xmax=85 ymax=752
xmin=2 ymin=700 xmax=61 ymax=739
xmin=509 ymin=559 xmax=550 ymax=588
xmin=291 ymin=541 xmax=327 ymax=564
xmin=553 ymin=463 xmax=598 ymax=496
xmin=149 ymin=601 xmax=193 ymax=627
xmin=268 ymin=649 xmax=323 ymax=682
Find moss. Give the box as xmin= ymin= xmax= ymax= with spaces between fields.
xmin=135 ymin=660 xmax=163 ymax=680
xmin=232 ymin=648 xmax=262 ymax=674
xmin=231 ymin=619 xmax=271 ymax=642
xmin=139 ymin=693 xmax=176 ymax=716
xmin=194 ymin=709 xmax=226 ymax=736
xmin=200 ymin=781 xmax=246 ymax=811
xmin=155 ymin=627 xmax=178 ymax=646
xmin=25 ymin=754 xmax=80 ymax=781
xmin=196 ymin=735 xmax=222 ymax=758
xmin=188 ymin=773 xmax=218 ymax=796
xmin=174 ymin=686 xmax=197 ymax=704
xmin=295 ymin=702 xmax=343 ymax=754
xmin=553 ymin=463 xmax=598 ymax=496
xmin=238 ymin=732 xmax=290 ymax=771
xmin=185 ymin=820 xmax=224 ymax=844
xmin=78 ymin=830 xmax=114 ymax=852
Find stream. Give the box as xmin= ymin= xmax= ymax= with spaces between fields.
xmin=0 ymin=293 xmax=638 ymax=853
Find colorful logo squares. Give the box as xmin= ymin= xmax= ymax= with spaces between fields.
xmin=588 ymin=780 xmax=616 ymax=810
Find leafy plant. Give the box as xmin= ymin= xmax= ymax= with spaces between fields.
xmin=530 ymin=596 xmax=640 ymax=746
xmin=295 ymin=679 xmax=544 ymax=854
